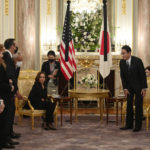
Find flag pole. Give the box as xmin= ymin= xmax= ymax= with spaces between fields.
xmin=74 ymin=72 xmax=76 ymax=89
xmin=103 ymin=0 xmax=107 ymax=89
xmin=103 ymin=78 xmax=105 ymax=89
xmin=103 ymin=0 xmax=107 ymax=61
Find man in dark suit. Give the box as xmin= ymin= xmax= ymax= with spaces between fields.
xmin=2 ymin=38 xmax=21 ymax=148
xmin=120 ymin=45 xmax=147 ymax=132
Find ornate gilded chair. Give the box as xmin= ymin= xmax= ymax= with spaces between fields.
xmin=16 ymin=70 xmax=58 ymax=129
xmin=143 ymin=77 xmax=150 ymax=130
xmin=122 ymin=77 xmax=150 ymax=130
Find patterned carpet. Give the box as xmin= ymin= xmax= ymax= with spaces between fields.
xmin=12 ymin=115 xmax=150 ymax=150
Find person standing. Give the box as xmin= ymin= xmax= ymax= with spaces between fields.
xmin=3 ymin=39 xmax=21 ymax=146
xmin=0 ymin=44 xmax=15 ymax=149
xmin=41 ymin=50 xmax=60 ymax=95
xmin=120 ymin=45 xmax=147 ymax=132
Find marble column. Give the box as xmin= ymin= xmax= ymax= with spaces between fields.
xmin=16 ymin=0 xmax=40 ymax=70
xmin=138 ymin=0 xmax=150 ymax=67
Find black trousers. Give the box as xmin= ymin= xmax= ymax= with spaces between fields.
xmin=36 ymin=101 xmax=56 ymax=123
xmin=126 ymin=88 xmax=143 ymax=128
xmin=10 ymin=97 xmax=16 ymax=134
xmin=0 ymin=102 xmax=13 ymax=145
xmin=0 ymin=110 xmax=6 ymax=147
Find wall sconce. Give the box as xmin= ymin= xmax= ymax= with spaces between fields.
xmin=41 ymin=30 xmax=57 ymax=55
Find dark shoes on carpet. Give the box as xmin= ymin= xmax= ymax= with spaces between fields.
xmin=2 ymin=143 xmax=15 ymax=149
xmin=49 ymin=123 xmax=56 ymax=130
xmin=120 ymin=126 xmax=133 ymax=130
xmin=2 ymin=139 xmax=19 ymax=149
xmin=120 ymin=126 xmax=141 ymax=132
xmin=133 ymin=128 xmax=141 ymax=132
xmin=11 ymin=132 xmax=21 ymax=139
xmin=42 ymin=122 xmax=56 ymax=130
xmin=8 ymin=139 xmax=19 ymax=145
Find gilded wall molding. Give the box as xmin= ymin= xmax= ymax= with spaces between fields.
xmin=47 ymin=0 xmax=51 ymax=15
xmin=122 ymin=0 xmax=126 ymax=15
xmin=5 ymin=0 xmax=9 ymax=15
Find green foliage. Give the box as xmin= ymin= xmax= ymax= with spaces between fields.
xmin=70 ymin=8 xmax=102 ymax=52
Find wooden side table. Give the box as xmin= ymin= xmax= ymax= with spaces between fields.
xmin=106 ymin=96 xmax=126 ymax=126
xmin=51 ymin=96 xmax=72 ymax=126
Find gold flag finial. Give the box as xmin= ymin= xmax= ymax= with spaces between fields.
xmin=99 ymin=0 xmax=102 ymax=3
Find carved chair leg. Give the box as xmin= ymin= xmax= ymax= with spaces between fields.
xmin=31 ymin=115 xmax=34 ymax=130
xmin=146 ymin=113 xmax=149 ymax=131
xmin=18 ymin=114 xmax=23 ymax=125
xmin=54 ymin=103 xmax=58 ymax=128
xmin=122 ymin=114 xmax=125 ymax=127
xmin=55 ymin=108 xmax=58 ymax=128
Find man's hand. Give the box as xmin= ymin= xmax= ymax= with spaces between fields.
xmin=48 ymin=75 xmax=55 ymax=79
xmin=141 ymin=89 xmax=146 ymax=97
xmin=0 ymin=101 xmax=5 ymax=114
xmin=9 ymin=79 xmax=13 ymax=85
xmin=124 ymin=89 xmax=130 ymax=98
xmin=41 ymin=98 xmax=45 ymax=102
xmin=11 ymin=85 xmax=14 ymax=92
xmin=16 ymin=91 xmax=23 ymax=100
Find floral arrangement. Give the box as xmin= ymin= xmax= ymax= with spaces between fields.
xmin=78 ymin=74 xmax=97 ymax=88
xmin=70 ymin=7 xmax=102 ymax=52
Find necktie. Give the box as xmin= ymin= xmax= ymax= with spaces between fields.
xmin=126 ymin=61 xmax=130 ymax=70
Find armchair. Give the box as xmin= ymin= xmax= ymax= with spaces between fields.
xmin=16 ymin=70 xmax=58 ymax=129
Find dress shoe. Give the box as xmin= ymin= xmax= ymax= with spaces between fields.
xmin=133 ymin=128 xmax=141 ymax=132
xmin=2 ymin=142 xmax=15 ymax=149
xmin=49 ymin=123 xmax=56 ymax=130
xmin=8 ymin=139 xmax=19 ymax=145
xmin=11 ymin=132 xmax=21 ymax=139
xmin=120 ymin=126 xmax=133 ymax=130
xmin=42 ymin=122 xmax=50 ymax=130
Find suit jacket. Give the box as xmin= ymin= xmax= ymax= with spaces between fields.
xmin=3 ymin=51 xmax=18 ymax=95
xmin=120 ymin=56 xmax=147 ymax=92
xmin=41 ymin=60 xmax=60 ymax=85
xmin=0 ymin=64 xmax=12 ymax=105
xmin=28 ymin=82 xmax=47 ymax=109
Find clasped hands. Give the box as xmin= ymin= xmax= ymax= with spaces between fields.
xmin=0 ymin=100 xmax=5 ymax=114
xmin=124 ymin=89 xmax=146 ymax=98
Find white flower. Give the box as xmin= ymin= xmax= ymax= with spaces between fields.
xmin=75 ymin=37 xmax=78 ymax=42
xmin=88 ymin=35 xmax=91 ymax=39
xmin=80 ymin=22 xmax=83 ymax=26
xmin=83 ymin=32 xmax=87 ymax=35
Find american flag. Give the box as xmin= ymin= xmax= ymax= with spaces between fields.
xmin=59 ymin=0 xmax=76 ymax=80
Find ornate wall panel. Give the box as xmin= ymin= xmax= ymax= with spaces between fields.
xmin=0 ymin=0 xmax=15 ymax=44
xmin=138 ymin=0 xmax=150 ymax=67
xmin=115 ymin=0 xmax=133 ymax=53
xmin=17 ymin=0 xmax=36 ymax=69
xmin=40 ymin=0 xmax=57 ymax=56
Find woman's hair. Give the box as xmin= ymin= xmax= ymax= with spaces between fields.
xmin=0 ymin=44 xmax=6 ymax=69
xmin=35 ymin=71 xmax=46 ymax=82
xmin=47 ymin=50 xmax=56 ymax=57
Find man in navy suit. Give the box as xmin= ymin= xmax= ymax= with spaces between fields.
xmin=120 ymin=45 xmax=147 ymax=132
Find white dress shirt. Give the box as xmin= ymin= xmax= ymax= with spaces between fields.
xmin=126 ymin=56 xmax=131 ymax=67
xmin=5 ymin=49 xmax=12 ymax=58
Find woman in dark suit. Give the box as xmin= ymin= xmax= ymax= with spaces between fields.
xmin=28 ymin=71 xmax=56 ymax=130
xmin=41 ymin=50 xmax=60 ymax=95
